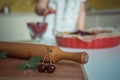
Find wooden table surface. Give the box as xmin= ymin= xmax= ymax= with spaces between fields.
xmin=0 ymin=58 xmax=88 ymax=80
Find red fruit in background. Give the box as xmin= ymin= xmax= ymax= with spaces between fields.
xmin=27 ymin=22 xmax=48 ymax=38
xmin=48 ymin=10 xmax=56 ymax=14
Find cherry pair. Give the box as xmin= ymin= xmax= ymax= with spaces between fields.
xmin=37 ymin=63 xmax=56 ymax=73
xmin=37 ymin=48 xmax=56 ymax=73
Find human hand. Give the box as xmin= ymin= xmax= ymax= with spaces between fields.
xmin=35 ymin=6 xmax=56 ymax=16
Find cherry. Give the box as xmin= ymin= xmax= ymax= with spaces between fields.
xmin=71 ymin=30 xmax=94 ymax=35
xmin=37 ymin=63 xmax=46 ymax=73
xmin=46 ymin=64 xmax=56 ymax=73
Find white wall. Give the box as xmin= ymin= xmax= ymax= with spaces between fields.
xmin=85 ymin=14 xmax=120 ymax=29
xmin=0 ymin=13 xmax=43 ymax=41
xmin=0 ymin=13 xmax=120 ymax=41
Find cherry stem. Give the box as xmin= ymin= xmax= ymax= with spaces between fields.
xmin=42 ymin=50 xmax=48 ymax=64
xmin=48 ymin=48 xmax=52 ymax=64
xmin=42 ymin=54 xmax=47 ymax=63
xmin=50 ymin=50 xmax=54 ymax=64
xmin=42 ymin=48 xmax=54 ymax=64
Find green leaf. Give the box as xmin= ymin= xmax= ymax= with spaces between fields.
xmin=16 ymin=63 xmax=28 ymax=70
xmin=0 ymin=51 xmax=8 ymax=59
xmin=17 ymin=56 xmax=42 ymax=70
xmin=27 ymin=63 xmax=38 ymax=69
xmin=27 ymin=56 xmax=41 ymax=65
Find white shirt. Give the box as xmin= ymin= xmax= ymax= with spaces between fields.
xmin=41 ymin=0 xmax=86 ymax=44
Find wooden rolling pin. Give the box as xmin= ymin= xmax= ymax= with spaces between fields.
xmin=0 ymin=41 xmax=88 ymax=64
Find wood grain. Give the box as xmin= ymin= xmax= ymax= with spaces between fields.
xmin=0 ymin=58 xmax=88 ymax=80
xmin=0 ymin=41 xmax=88 ymax=64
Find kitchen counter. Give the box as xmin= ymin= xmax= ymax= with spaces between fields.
xmin=60 ymin=45 xmax=120 ymax=80
xmin=0 ymin=58 xmax=87 ymax=80
xmin=0 ymin=39 xmax=120 ymax=80
xmin=24 ymin=39 xmax=120 ymax=80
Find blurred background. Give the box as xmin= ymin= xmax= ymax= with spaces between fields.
xmin=0 ymin=0 xmax=120 ymax=12
xmin=0 ymin=0 xmax=120 ymax=41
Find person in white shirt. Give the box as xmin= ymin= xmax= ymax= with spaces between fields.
xmin=35 ymin=0 xmax=86 ymax=45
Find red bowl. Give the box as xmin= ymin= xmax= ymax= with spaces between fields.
xmin=55 ymin=36 xmax=120 ymax=49
xmin=27 ymin=22 xmax=47 ymax=38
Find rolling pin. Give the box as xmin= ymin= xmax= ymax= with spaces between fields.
xmin=0 ymin=41 xmax=88 ymax=64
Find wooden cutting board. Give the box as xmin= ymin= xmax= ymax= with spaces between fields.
xmin=0 ymin=58 xmax=88 ymax=80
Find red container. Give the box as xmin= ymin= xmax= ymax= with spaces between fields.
xmin=27 ymin=22 xmax=47 ymax=38
xmin=55 ymin=36 xmax=120 ymax=49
